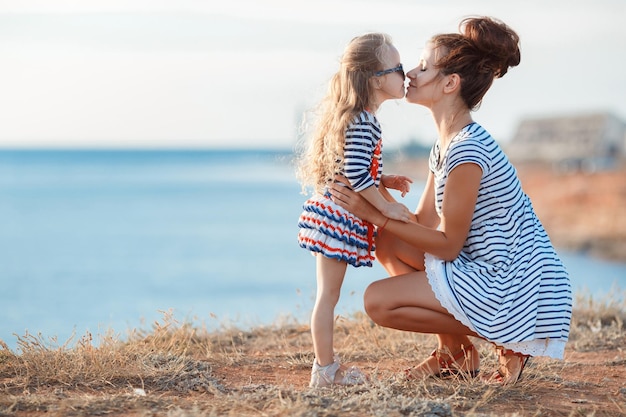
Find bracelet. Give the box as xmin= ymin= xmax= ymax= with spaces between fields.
xmin=379 ymin=218 xmax=389 ymax=231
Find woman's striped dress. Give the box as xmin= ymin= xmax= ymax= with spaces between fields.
xmin=297 ymin=110 xmax=383 ymax=267
xmin=425 ymin=122 xmax=573 ymax=358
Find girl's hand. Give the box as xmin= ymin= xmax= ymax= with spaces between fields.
xmin=381 ymin=174 xmax=413 ymax=197
xmin=381 ymin=201 xmax=414 ymax=223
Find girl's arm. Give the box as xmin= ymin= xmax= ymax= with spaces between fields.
xmin=378 ymin=182 xmax=397 ymax=203
xmin=342 ymin=118 xmax=413 ymax=222
xmin=358 ymin=185 xmax=414 ymax=223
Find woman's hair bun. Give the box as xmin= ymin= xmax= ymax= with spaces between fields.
xmin=461 ymin=16 xmax=521 ymax=78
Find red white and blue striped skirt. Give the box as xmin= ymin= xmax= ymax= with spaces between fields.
xmin=297 ymin=194 xmax=375 ymax=267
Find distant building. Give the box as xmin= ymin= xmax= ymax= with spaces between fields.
xmin=506 ymin=112 xmax=625 ymax=170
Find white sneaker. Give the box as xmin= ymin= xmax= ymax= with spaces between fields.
xmin=309 ymin=356 xmax=367 ymax=388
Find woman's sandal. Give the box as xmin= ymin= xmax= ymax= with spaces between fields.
xmin=404 ymin=344 xmax=480 ymax=380
xmin=486 ymin=347 xmax=531 ymax=385
xmin=309 ymin=356 xmax=368 ymax=388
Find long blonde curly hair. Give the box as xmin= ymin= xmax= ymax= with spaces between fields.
xmin=296 ymin=33 xmax=393 ymax=195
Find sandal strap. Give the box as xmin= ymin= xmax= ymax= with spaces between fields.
xmin=497 ymin=347 xmax=531 ymax=358
xmin=490 ymin=347 xmax=531 ymax=385
xmin=432 ymin=344 xmax=475 ymax=369
xmin=405 ymin=344 xmax=478 ymax=380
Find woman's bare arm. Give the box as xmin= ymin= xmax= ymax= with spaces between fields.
xmin=414 ymin=171 xmax=440 ymax=229
xmin=330 ymin=163 xmax=481 ymax=261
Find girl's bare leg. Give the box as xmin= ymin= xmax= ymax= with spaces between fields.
xmin=311 ymin=255 xmax=347 ymax=367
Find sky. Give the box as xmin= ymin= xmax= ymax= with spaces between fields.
xmin=0 ymin=0 xmax=625 ymax=149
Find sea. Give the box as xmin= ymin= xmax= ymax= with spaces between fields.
xmin=1 ymin=149 xmax=624 ymax=351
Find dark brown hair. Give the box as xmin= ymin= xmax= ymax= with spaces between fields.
xmin=431 ymin=16 xmax=521 ymax=110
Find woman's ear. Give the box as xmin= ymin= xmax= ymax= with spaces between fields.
xmin=443 ymin=73 xmax=461 ymax=94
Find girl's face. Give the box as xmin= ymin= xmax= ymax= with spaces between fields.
xmin=374 ymin=45 xmax=406 ymax=101
xmin=405 ymin=43 xmax=443 ymax=106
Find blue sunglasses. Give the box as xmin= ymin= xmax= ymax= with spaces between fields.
xmin=374 ymin=64 xmax=404 ymax=78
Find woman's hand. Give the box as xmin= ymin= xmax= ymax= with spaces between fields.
xmin=329 ymin=178 xmax=385 ymax=225
xmin=381 ymin=174 xmax=413 ymax=197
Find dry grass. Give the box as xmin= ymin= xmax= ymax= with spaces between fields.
xmin=1 ymin=295 xmax=625 ymax=417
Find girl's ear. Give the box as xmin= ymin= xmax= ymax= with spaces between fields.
xmin=369 ymin=76 xmax=382 ymax=90
xmin=443 ymin=73 xmax=461 ymax=94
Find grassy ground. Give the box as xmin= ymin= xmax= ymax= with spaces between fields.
xmin=1 ymin=291 xmax=625 ymax=417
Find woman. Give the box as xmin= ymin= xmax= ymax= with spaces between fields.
xmin=330 ymin=16 xmax=572 ymax=384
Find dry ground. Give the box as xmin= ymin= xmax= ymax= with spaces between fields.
xmin=208 ymin=312 xmax=626 ymax=417
xmin=1 ymin=299 xmax=625 ymax=417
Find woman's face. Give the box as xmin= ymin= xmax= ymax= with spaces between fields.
xmin=405 ymin=43 xmax=442 ymax=106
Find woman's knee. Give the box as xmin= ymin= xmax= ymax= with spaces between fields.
xmin=363 ymin=281 xmax=386 ymax=322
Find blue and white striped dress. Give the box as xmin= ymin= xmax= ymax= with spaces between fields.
xmin=425 ymin=122 xmax=572 ymax=358
xmin=298 ymin=110 xmax=383 ymax=267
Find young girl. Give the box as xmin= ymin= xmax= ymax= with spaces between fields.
xmin=296 ymin=33 xmax=414 ymax=388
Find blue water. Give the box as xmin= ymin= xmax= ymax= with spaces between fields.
xmin=0 ymin=150 xmax=624 ymax=350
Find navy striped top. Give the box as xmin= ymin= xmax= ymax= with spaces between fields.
xmin=429 ymin=122 xmax=572 ymax=353
xmin=343 ymin=110 xmax=383 ymax=192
